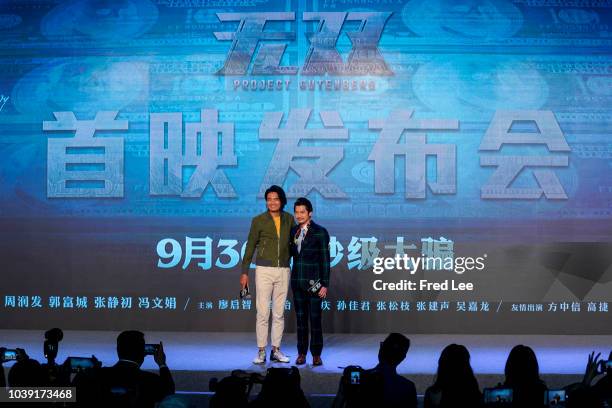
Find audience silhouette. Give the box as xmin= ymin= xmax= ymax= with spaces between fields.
xmin=74 ymin=330 xmax=174 ymax=407
xmin=209 ymin=374 xmax=250 ymax=408
xmin=8 ymin=357 xmax=47 ymax=387
xmin=250 ymin=366 xmax=309 ymax=407
xmin=3 ymin=330 xmax=612 ymax=407
xmin=503 ymin=345 xmax=547 ymax=408
xmin=332 ymin=333 xmax=417 ymax=408
xmin=591 ymin=351 xmax=612 ymax=404
xmin=425 ymin=344 xmax=483 ymax=408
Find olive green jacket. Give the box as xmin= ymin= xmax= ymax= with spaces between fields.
xmin=241 ymin=210 xmax=296 ymax=274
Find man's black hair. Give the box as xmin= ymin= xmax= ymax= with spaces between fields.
xmin=117 ymin=330 xmax=145 ymax=361
xmin=379 ymin=333 xmax=410 ymax=367
xmin=294 ymin=197 xmax=313 ymax=213
xmin=264 ymin=185 xmax=287 ymax=210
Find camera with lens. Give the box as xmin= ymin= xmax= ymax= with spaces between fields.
xmin=44 ymin=328 xmax=63 ymax=365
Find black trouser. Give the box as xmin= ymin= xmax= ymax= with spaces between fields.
xmin=292 ymin=287 xmax=323 ymax=356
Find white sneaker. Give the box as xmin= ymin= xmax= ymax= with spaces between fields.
xmin=253 ymin=349 xmax=266 ymax=364
xmin=270 ymin=348 xmax=290 ymax=363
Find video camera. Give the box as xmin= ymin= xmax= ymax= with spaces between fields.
xmin=483 ymin=387 xmax=513 ymax=407
xmin=44 ymin=328 xmax=63 ymax=365
xmin=1 ymin=348 xmax=26 ymax=363
xmin=545 ymin=389 xmax=567 ymax=407
xmin=340 ymin=365 xmax=384 ymax=408
xmin=144 ymin=344 xmax=160 ymax=356
xmin=64 ymin=356 xmax=101 ymax=374
xmin=210 ymin=368 xmax=265 ymax=402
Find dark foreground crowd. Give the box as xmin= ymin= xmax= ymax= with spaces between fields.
xmin=2 ymin=330 xmax=611 ymax=407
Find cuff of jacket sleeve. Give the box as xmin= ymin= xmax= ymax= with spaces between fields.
xmin=241 ymin=264 xmax=250 ymax=275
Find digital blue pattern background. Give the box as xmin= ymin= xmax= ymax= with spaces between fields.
xmin=0 ymin=0 xmax=611 ymax=333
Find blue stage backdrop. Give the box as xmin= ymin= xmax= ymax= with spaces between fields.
xmin=1 ymin=0 xmax=611 ymax=334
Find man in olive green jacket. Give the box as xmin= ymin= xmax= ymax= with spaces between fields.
xmin=240 ymin=185 xmax=295 ymax=364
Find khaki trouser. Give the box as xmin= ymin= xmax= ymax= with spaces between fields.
xmin=255 ymin=265 xmax=290 ymax=348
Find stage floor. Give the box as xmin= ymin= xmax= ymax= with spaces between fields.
xmin=2 ymin=330 xmax=609 ymax=394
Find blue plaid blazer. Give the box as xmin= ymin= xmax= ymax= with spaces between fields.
xmin=289 ymin=221 xmax=331 ymax=291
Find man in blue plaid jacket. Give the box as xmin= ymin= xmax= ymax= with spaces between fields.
xmin=290 ymin=197 xmax=330 ymax=366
